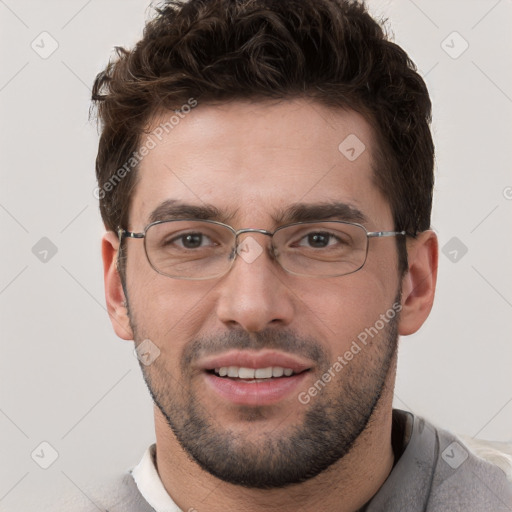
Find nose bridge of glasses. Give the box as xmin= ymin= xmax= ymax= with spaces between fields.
xmin=231 ymin=228 xmax=277 ymax=262
xmin=235 ymin=228 xmax=275 ymax=251
xmin=234 ymin=227 xmax=274 ymax=238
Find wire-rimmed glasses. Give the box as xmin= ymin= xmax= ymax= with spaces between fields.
xmin=118 ymin=219 xmax=406 ymax=280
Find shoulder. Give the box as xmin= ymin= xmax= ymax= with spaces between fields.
xmin=42 ymin=471 xmax=155 ymax=512
xmin=456 ymin=433 xmax=512 ymax=482
xmin=370 ymin=411 xmax=512 ymax=512
xmin=427 ymin=422 xmax=512 ymax=511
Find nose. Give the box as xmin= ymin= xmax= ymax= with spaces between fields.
xmin=214 ymin=234 xmax=295 ymax=332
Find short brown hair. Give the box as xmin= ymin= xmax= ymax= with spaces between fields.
xmin=91 ymin=0 xmax=434 ymax=274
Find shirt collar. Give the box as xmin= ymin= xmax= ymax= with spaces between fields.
xmin=132 ymin=444 xmax=182 ymax=512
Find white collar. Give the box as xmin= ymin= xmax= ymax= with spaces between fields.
xmin=131 ymin=444 xmax=182 ymax=512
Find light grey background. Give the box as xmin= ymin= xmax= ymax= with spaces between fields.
xmin=1 ymin=0 xmax=511 ymax=509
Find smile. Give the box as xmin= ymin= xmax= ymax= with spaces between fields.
xmin=212 ymin=366 xmax=296 ymax=379
xmin=199 ymin=350 xmax=313 ymax=406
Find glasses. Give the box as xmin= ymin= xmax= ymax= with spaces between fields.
xmin=118 ymin=219 xmax=406 ymax=280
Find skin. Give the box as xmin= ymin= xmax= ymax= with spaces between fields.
xmin=102 ymin=98 xmax=438 ymax=512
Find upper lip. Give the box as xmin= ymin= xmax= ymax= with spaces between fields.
xmin=198 ymin=350 xmax=313 ymax=373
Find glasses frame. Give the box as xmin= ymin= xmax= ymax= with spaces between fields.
xmin=117 ymin=219 xmax=407 ymax=280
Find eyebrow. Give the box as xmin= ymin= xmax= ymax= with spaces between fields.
xmin=147 ymin=199 xmax=368 ymax=226
xmin=148 ymin=199 xmax=231 ymax=224
xmin=274 ymin=201 xmax=368 ymax=225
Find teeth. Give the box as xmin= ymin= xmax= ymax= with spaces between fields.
xmin=272 ymin=367 xmax=284 ymax=377
xmin=238 ymin=367 xmax=255 ymax=379
xmin=255 ymin=367 xmax=273 ymax=379
xmin=214 ymin=366 xmax=296 ymax=379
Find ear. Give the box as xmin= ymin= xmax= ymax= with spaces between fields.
xmin=398 ymin=230 xmax=438 ymax=336
xmin=102 ymin=231 xmax=133 ymax=340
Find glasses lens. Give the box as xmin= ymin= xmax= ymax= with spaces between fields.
xmin=273 ymin=222 xmax=368 ymax=277
xmin=144 ymin=221 xmax=234 ymax=279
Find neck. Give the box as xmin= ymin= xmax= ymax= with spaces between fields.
xmin=154 ymin=368 xmax=397 ymax=512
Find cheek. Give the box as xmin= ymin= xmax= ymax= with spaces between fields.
xmin=127 ymin=266 xmax=214 ymax=352
xmin=295 ymin=273 xmax=395 ymax=355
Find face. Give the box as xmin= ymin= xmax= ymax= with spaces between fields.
xmin=121 ymin=99 xmax=404 ymax=488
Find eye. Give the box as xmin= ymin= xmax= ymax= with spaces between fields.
xmin=168 ymin=232 xmax=214 ymax=249
xmin=297 ymin=231 xmax=345 ymax=249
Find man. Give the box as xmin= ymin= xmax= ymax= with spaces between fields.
xmin=79 ymin=0 xmax=511 ymax=510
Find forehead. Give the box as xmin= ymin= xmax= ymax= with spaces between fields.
xmin=129 ymin=99 xmax=390 ymax=229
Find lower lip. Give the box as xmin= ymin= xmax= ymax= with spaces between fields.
xmin=204 ymin=371 xmax=310 ymax=406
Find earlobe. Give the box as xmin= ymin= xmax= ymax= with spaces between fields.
xmin=102 ymin=231 xmax=133 ymax=340
xmin=398 ymin=230 xmax=438 ymax=336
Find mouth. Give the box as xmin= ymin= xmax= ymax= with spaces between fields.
xmin=208 ymin=365 xmax=304 ymax=380
xmin=200 ymin=351 xmax=313 ymax=406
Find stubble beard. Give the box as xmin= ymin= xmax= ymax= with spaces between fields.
xmin=130 ymin=294 xmax=400 ymax=489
